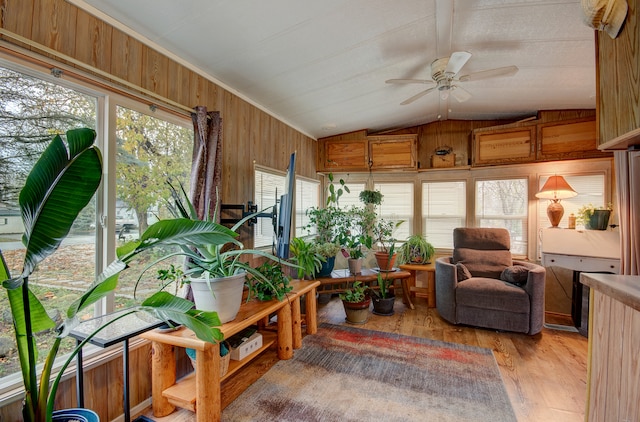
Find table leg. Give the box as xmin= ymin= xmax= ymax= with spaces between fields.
xmin=291 ymin=297 xmax=302 ymax=349
xmin=196 ymin=344 xmax=220 ymax=422
xmin=427 ymin=271 xmax=436 ymax=308
xmin=277 ymin=300 xmax=293 ymax=359
xmin=150 ymin=341 xmax=176 ymax=417
xmin=305 ymin=287 xmax=318 ymax=334
xmin=401 ymin=277 xmax=415 ymax=310
xmin=123 ymin=339 xmax=130 ymax=422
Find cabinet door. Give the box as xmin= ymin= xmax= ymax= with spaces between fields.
xmin=319 ymin=139 xmax=368 ymax=171
xmin=368 ymin=135 xmax=416 ymax=169
xmin=473 ymin=125 xmax=536 ymax=166
xmin=537 ymin=118 xmax=609 ymax=161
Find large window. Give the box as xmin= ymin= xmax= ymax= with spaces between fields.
xmin=422 ymin=181 xmax=466 ymax=249
xmin=375 ymin=182 xmax=413 ymax=241
xmin=296 ymin=177 xmax=320 ymax=237
xmin=254 ymin=168 xmax=285 ymax=249
xmin=476 ymin=178 xmax=528 ymax=255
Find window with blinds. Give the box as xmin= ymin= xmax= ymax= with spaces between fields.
xmin=336 ymin=182 xmax=366 ymax=208
xmin=374 ymin=182 xmax=413 ymax=241
xmin=254 ymin=168 xmax=285 ymax=249
xmin=295 ymin=177 xmax=320 ymax=237
xmin=537 ymin=174 xmax=606 ymax=230
xmin=422 ymin=181 xmax=466 ymax=249
xmin=476 ymin=178 xmax=528 ymax=255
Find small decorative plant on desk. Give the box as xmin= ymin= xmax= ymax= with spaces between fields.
xmin=290 ymin=237 xmax=324 ymax=279
xmin=337 ymin=206 xmax=375 ymax=275
xmin=372 ymin=217 xmax=404 ymax=270
xmin=576 ymin=203 xmax=613 ymax=230
xmin=397 ymin=233 xmax=436 ymax=265
xmin=339 ymin=280 xmax=370 ymax=324
xmin=370 ymin=248 xmax=396 ymax=316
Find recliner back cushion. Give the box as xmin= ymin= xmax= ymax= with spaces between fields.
xmin=453 ymin=248 xmax=512 ymax=279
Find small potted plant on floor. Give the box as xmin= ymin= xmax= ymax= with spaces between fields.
xmin=339 ymin=280 xmax=370 ymax=324
xmin=397 ymin=233 xmax=436 ymax=265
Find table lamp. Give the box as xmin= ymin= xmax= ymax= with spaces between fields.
xmin=535 ymin=175 xmax=578 ymax=228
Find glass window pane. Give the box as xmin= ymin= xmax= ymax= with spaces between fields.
xmin=254 ymin=169 xmax=285 ymax=248
xmin=538 ymin=174 xmax=605 ymax=230
xmin=374 ymin=182 xmax=413 ymax=241
xmin=476 ymin=178 xmax=528 ymax=255
xmin=296 ymin=178 xmax=319 ymax=237
xmin=422 ymin=181 xmax=466 ymax=249
xmin=0 ymin=66 xmax=98 ymax=380
xmin=114 ymin=106 xmax=193 ymax=301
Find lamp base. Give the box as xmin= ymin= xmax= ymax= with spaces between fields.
xmin=547 ymin=200 xmax=564 ymax=228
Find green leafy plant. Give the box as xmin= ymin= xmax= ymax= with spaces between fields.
xmin=397 ymin=233 xmax=436 ymax=264
xmin=359 ymin=189 xmax=383 ymax=205
xmin=339 ymin=280 xmax=367 ymax=303
xmin=0 ymin=129 xmax=230 ymax=422
xmin=247 ymin=261 xmax=293 ymax=301
xmin=371 ymin=246 xmax=396 ymax=299
xmin=290 ymin=237 xmax=324 ymax=279
xmin=337 ymin=205 xmax=376 ymax=259
xmin=373 ymin=217 xmax=404 ymax=253
xmin=575 ymin=203 xmax=613 ymax=226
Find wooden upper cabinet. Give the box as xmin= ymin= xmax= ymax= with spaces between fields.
xmin=472 ymin=125 xmax=536 ymax=166
xmin=317 ymin=139 xmax=369 ymax=171
xmin=368 ymin=135 xmax=417 ymax=170
xmin=537 ymin=117 xmax=607 ymax=160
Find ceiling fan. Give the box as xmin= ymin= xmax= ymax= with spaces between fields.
xmin=386 ymin=51 xmax=518 ymax=105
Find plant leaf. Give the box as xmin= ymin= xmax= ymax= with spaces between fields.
xmin=19 ymin=128 xmax=102 ymax=277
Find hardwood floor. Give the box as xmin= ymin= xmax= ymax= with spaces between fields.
xmin=140 ymin=295 xmax=588 ymax=422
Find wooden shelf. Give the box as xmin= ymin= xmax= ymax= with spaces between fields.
xmin=162 ymin=331 xmax=277 ymax=410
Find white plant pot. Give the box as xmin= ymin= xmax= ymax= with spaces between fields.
xmin=190 ymin=272 xmax=246 ymax=323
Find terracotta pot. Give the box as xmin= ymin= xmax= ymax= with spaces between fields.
xmin=374 ymin=251 xmax=397 ymax=270
xmin=342 ymin=297 xmax=371 ymax=324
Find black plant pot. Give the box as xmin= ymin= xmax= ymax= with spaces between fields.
xmin=372 ymin=295 xmax=395 ymax=316
xmin=316 ymin=256 xmax=336 ymax=277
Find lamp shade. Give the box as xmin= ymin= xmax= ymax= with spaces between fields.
xmin=535 ymin=175 xmax=578 ymax=200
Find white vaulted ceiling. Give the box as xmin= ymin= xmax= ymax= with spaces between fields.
xmin=71 ymin=0 xmax=596 ymax=139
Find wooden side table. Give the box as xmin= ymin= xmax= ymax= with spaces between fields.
xmin=140 ymin=279 xmax=319 ymax=422
xmin=399 ymin=263 xmax=436 ymax=308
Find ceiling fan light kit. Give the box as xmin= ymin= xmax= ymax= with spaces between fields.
xmin=581 ymin=0 xmax=628 ymax=39
xmin=386 ymin=51 xmax=518 ymax=106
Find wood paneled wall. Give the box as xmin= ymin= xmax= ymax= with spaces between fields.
xmin=596 ymin=1 xmax=640 ymax=142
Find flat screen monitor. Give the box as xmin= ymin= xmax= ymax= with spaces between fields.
xmin=275 ymin=152 xmax=296 ymax=259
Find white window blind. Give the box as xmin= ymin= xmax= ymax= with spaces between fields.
xmin=476 ymin=178 xmax=528 ymax=255
xmin=537 ymin=174 xmax=606 ymax=230
xmin=374 ymin=182 xmax=413 ymax=241
xmin=254 ymin=168 xmax=285 ymax=249
xmin=296 ymin=177 xmax=319 ymax=237
xmin=422 ymin=181 xmax=466 ymax=249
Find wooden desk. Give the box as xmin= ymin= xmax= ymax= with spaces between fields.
xmin=315 ymin=268 xmax=414 ymax=309
xmin=141 ymin=280 xmax=319 ymax=422
xmin=399 ymin=262 xmax=436 ymax=308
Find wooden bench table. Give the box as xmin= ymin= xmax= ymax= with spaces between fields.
xmin=399 ymin=262 xmax=436 ymax=308
xmin=141 ymin=279 xmax=320 ymax=422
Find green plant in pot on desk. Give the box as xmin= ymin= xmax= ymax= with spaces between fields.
xmin=339 ymin=280 xmax=371 ymax=324
xmin=372 ymin=217 xmax=404 ymax=270
xmin=290 ymin=237 xmax=324 ymax=279
xmin=397 ymin=234 xmax=435 ymax=265
xmin=337 ymin=206 xmax=375 ymax=275
xmin=576 ymin=203 xmax=613 ymax=230
xmin=0 ymin=129 xmax=229 ymax=422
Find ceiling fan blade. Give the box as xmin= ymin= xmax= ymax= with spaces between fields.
xmin=386 ymin=78 xmax=434 ymax=85
xmin=450 ymin=85 xmax=472 ymax=103
xmin=445 ymin=51 xmax=472 ymax=75
xmin=458 ymin=65 xmax=519 ymax=82
xmin=400 ymin=87 xmax=436 ymax=105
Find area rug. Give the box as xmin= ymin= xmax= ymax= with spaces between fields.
xmin=222 ymin=323 xmax=516 ymax=422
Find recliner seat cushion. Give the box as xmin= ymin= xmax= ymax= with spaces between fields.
xmin=453 ymin=248 xmax=512 ymax=279
xmin=455 ymin=277 xmax=530 ymax=314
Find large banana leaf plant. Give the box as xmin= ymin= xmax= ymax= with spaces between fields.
xmin=0 ymin=128 xmax=237 ymax=422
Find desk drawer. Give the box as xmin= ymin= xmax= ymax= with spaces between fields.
xmin=542 ymin=254 xmax=619 ymax=273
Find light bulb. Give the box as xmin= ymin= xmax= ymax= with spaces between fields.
xmin=440 ymin=90 xmax=449 ymax=100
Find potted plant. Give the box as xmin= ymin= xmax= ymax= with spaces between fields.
xmin=337 ymin=206 xmax=375 ymax=275
xmin=289 ymin=237 xmax=324 ymax=279
xmin=576 ymin=203 xmax=613 ymax=230
xmin=397 ymin=233 xmax=436 ymax=265
xmin=372 ymin=217 xmax=404 ymax=270
xmin=0 ymin=129 xmax=230 ymax=422
xmin=246 ymin=261 xmax=293 ymax=301
xmin=359 ymin=189 xmax=383 ymax=206
xmin=370 ymin=272 xmax=396 ymax=316
xmin=155 ymin=183 xmax=299 ymax=323
xmin=311 ymin=241 xmax=341 ymax=277
xmin=338 ymin=280 xmax=370 ymax=324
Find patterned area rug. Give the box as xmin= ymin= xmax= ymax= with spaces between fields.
xmin=222 ymin=323 xmax=516 ymax=422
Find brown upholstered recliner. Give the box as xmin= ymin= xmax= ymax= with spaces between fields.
xmin=435 ymin=227 xmax=545 ymax=335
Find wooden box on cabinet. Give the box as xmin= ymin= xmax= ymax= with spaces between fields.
xmin=473 ymin=125 xmax=536 ymax=166
xmin=368 ymin=134 xmax=416 ymax=170
xmin=431 ymin=154 xmax=455 ymax=168
xmin=537 ymin=117 xmax=606 ymax=160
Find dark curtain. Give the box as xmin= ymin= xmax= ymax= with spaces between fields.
xmin=190 ymin=106 xmax=223 ymax=221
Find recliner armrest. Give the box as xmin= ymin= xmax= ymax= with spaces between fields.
xmin=513 ymin=259 xmax=546 ymax=334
